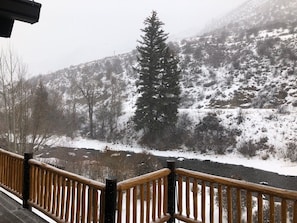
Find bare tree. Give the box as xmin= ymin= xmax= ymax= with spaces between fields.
xmin=65 ymin=79 xmax=79 ymax=138
xmin=68 ymin=71 xmax=104 ymax=139
xmin=104 ymin=76 xmax=122 ymax=140
xmin=0 ymin=48 xmax=64 ymax=153
xmin=0 ymin=48 xmax=30 ymax=153
xmin=77 ymin=81 xmax=96 ymax=138
xmin=65 ymin=66 xmax=123 ymax=141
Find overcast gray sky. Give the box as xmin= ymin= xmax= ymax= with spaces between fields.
xmin=1 ymin=0 xmax=246 ymax=76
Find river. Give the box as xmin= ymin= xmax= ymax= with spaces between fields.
xmin=157 ymin=156 xmax=297 ymax=191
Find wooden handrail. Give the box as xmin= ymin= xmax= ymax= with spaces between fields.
xmin=118 ymin=168 xmax=170 ymax=190
xmin=175 ymin=168 xmax=297 ymax=223
xmin=176 ymin=168 xmax=297 ymax=199
xmin=29 ymin=159 xmax=105 ymax=190
xmin=29 ymin=159 xmax=105 ymax=223
xmin=0 ymin=148 xmax=23 ymax=198
xmin=0 ymin=148 xmax=23 ymax=159
xmin=117 ymin=168 xmax=171 ymax=223
xmin=2 ymin=148 xmax=297 ymax=223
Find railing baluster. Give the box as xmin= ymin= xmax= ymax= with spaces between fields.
xmin=218 ymin=184 xmax=223 ymax=223
xmin=146 ymin=182 xmax=151 ymax=223
xmin=163 ymin=176 xmax=168 ymax=217
xmin=210 ymin=182 xmax=214 ymax=223
xmin=0 ymin=153 xmax=2 ymax=182
xmin=65 ymin=179 xmax=71 ymax=222
xmin=13 ymin=159 xmax=16 ymax=193
xmin=81 ymin=184 xmax=86 ymax=223
xmin=177 ymin=175 xmax=183 ymax=215
xmin=157 ymin=178 xmax=162 ymax=218
xmin=258 ymin=193 xmax=263 ymax=223
xmin=117 ymin=190 xmax=123 ymax=223
xmin=76 ymin=182 xmax=81 ymax=223
xmin=56 ymin=175 xmax=61 ymax=218
xmin=93 ymin=189 xmax=98 ymax=222
xmin=87 ymin=186 xmax=93 ymax=223
xmin=227 ymin=187 xmax=233 ymax=223
xmin=41 ymin=169 xmax=46 ymax=208
xmin=61 ymin=177 xmax=66 ymax=220
xmin=5 ymin=156 xmax=8 ymax=187
xmin=8 ymin=156 xmax=11 ymax=187
xmin=30 ymin=165 xmax=35 ymax=203
xmin=46 ymin=169 xmax=50 ymax=211
xmin=49 ymin=171 xmax=53 ymax=212
xmin=133 ymin=186 xmax=137 ymax=223
xmin=36 ymin=166 xmax=39 ymax=204
xmin=0 ymin=154 xmax=2 ymax=184
xmin=186 ymin=176 xmax=190 ymax=218
xmin=126 ymin=189 xmax=131 ymax=223
xmin=152 ymin=180 xmax=156 ymax=221
xmin=193 ymin=178 xmax=198 ymax=221
xmin=99 ymin=189 xmax=105 ymax=223
xmin=20 ymin=159 xmax=24 ymax=195
xmin=201 ymin=181 xmax=206 ymax=222
xmin=236 ymin=188 xmax=241 ymax=223
xmin=3 ymin=155 xmax=6 ymax=185
xmin=71 ymin=180 xmax=76 ymax=223
xmin=52 ymin=173 xmax=57 ymax=215
xmin=270 ymin=195 xmax=275 ymax=223
xmin=294 ymin=200 xmax=297 ymax=223
xmin=140 ymin=184 xmax=144 ymax=223
xmin=281 ymin=199 xmax=287 ymax=223
xmin=247 ymin=191 xmax=252 ymax=223
xmin=167 ymin=160 xmax=175 ymax=223
xmin=37 ymin=167 xmax=41 ymax=206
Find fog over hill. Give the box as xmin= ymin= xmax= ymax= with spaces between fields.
xmin=32 ymin=0 xmax=297 ymax=160
xmin=204 ymin=0 xmax=297 ymax=34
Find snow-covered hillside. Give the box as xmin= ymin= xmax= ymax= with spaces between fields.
xmin=31 ymin=0 xmax=297 ymax=166
xmin=203 ymin=0 xmax=297 ymax=34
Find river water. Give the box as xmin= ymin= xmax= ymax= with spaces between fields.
xmin=157 ymin=156 xmax=297 ymax=191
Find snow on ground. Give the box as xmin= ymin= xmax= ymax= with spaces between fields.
xmin=46 ymin=108 xmax=297 ymax=177
xmin=52 ymin=136 xmax=297 ymax=177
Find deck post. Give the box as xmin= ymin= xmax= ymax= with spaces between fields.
xmin=23 ymin=152 xmax=33 ymax=209
xmin=167 ymin=160 xmax=176 ymax=223
xmin=104 ymin=178 xmax=117 ymax=223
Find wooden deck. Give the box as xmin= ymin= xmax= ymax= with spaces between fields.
xmin=0 ymin=189 xmax=48 ymax=223
xmin=1 ymin=148 xmax=297 ymax=223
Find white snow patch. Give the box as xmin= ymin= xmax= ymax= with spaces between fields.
xmin=50 ymin=136 xmax=297 ymax=177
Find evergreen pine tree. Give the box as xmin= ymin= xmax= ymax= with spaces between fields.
xmin=32 ymin=81 xmax=49 ymax=132
xmin=134 ymin=11 xmax=180 ymax=139
xmin=159 ymin=47 xmax=181 ymax=131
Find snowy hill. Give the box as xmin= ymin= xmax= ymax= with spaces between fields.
xmin=32 ymin=0 xmax=297 ymax=162
xmin=203 ymin=0 xmax=297 ymax=34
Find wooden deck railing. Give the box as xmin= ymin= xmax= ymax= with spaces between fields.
xmin=28 ymin=159 xmax=106 ymax=223
xmin=117 ymin=168 xmax=171 ymax=223
xmin=175 ymin=168 xmax=297 ymax=223
xmin=0 ymin=148 xmax=23 ymax=198
xmin=1 ymin=148 xmax=297 ymax=223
